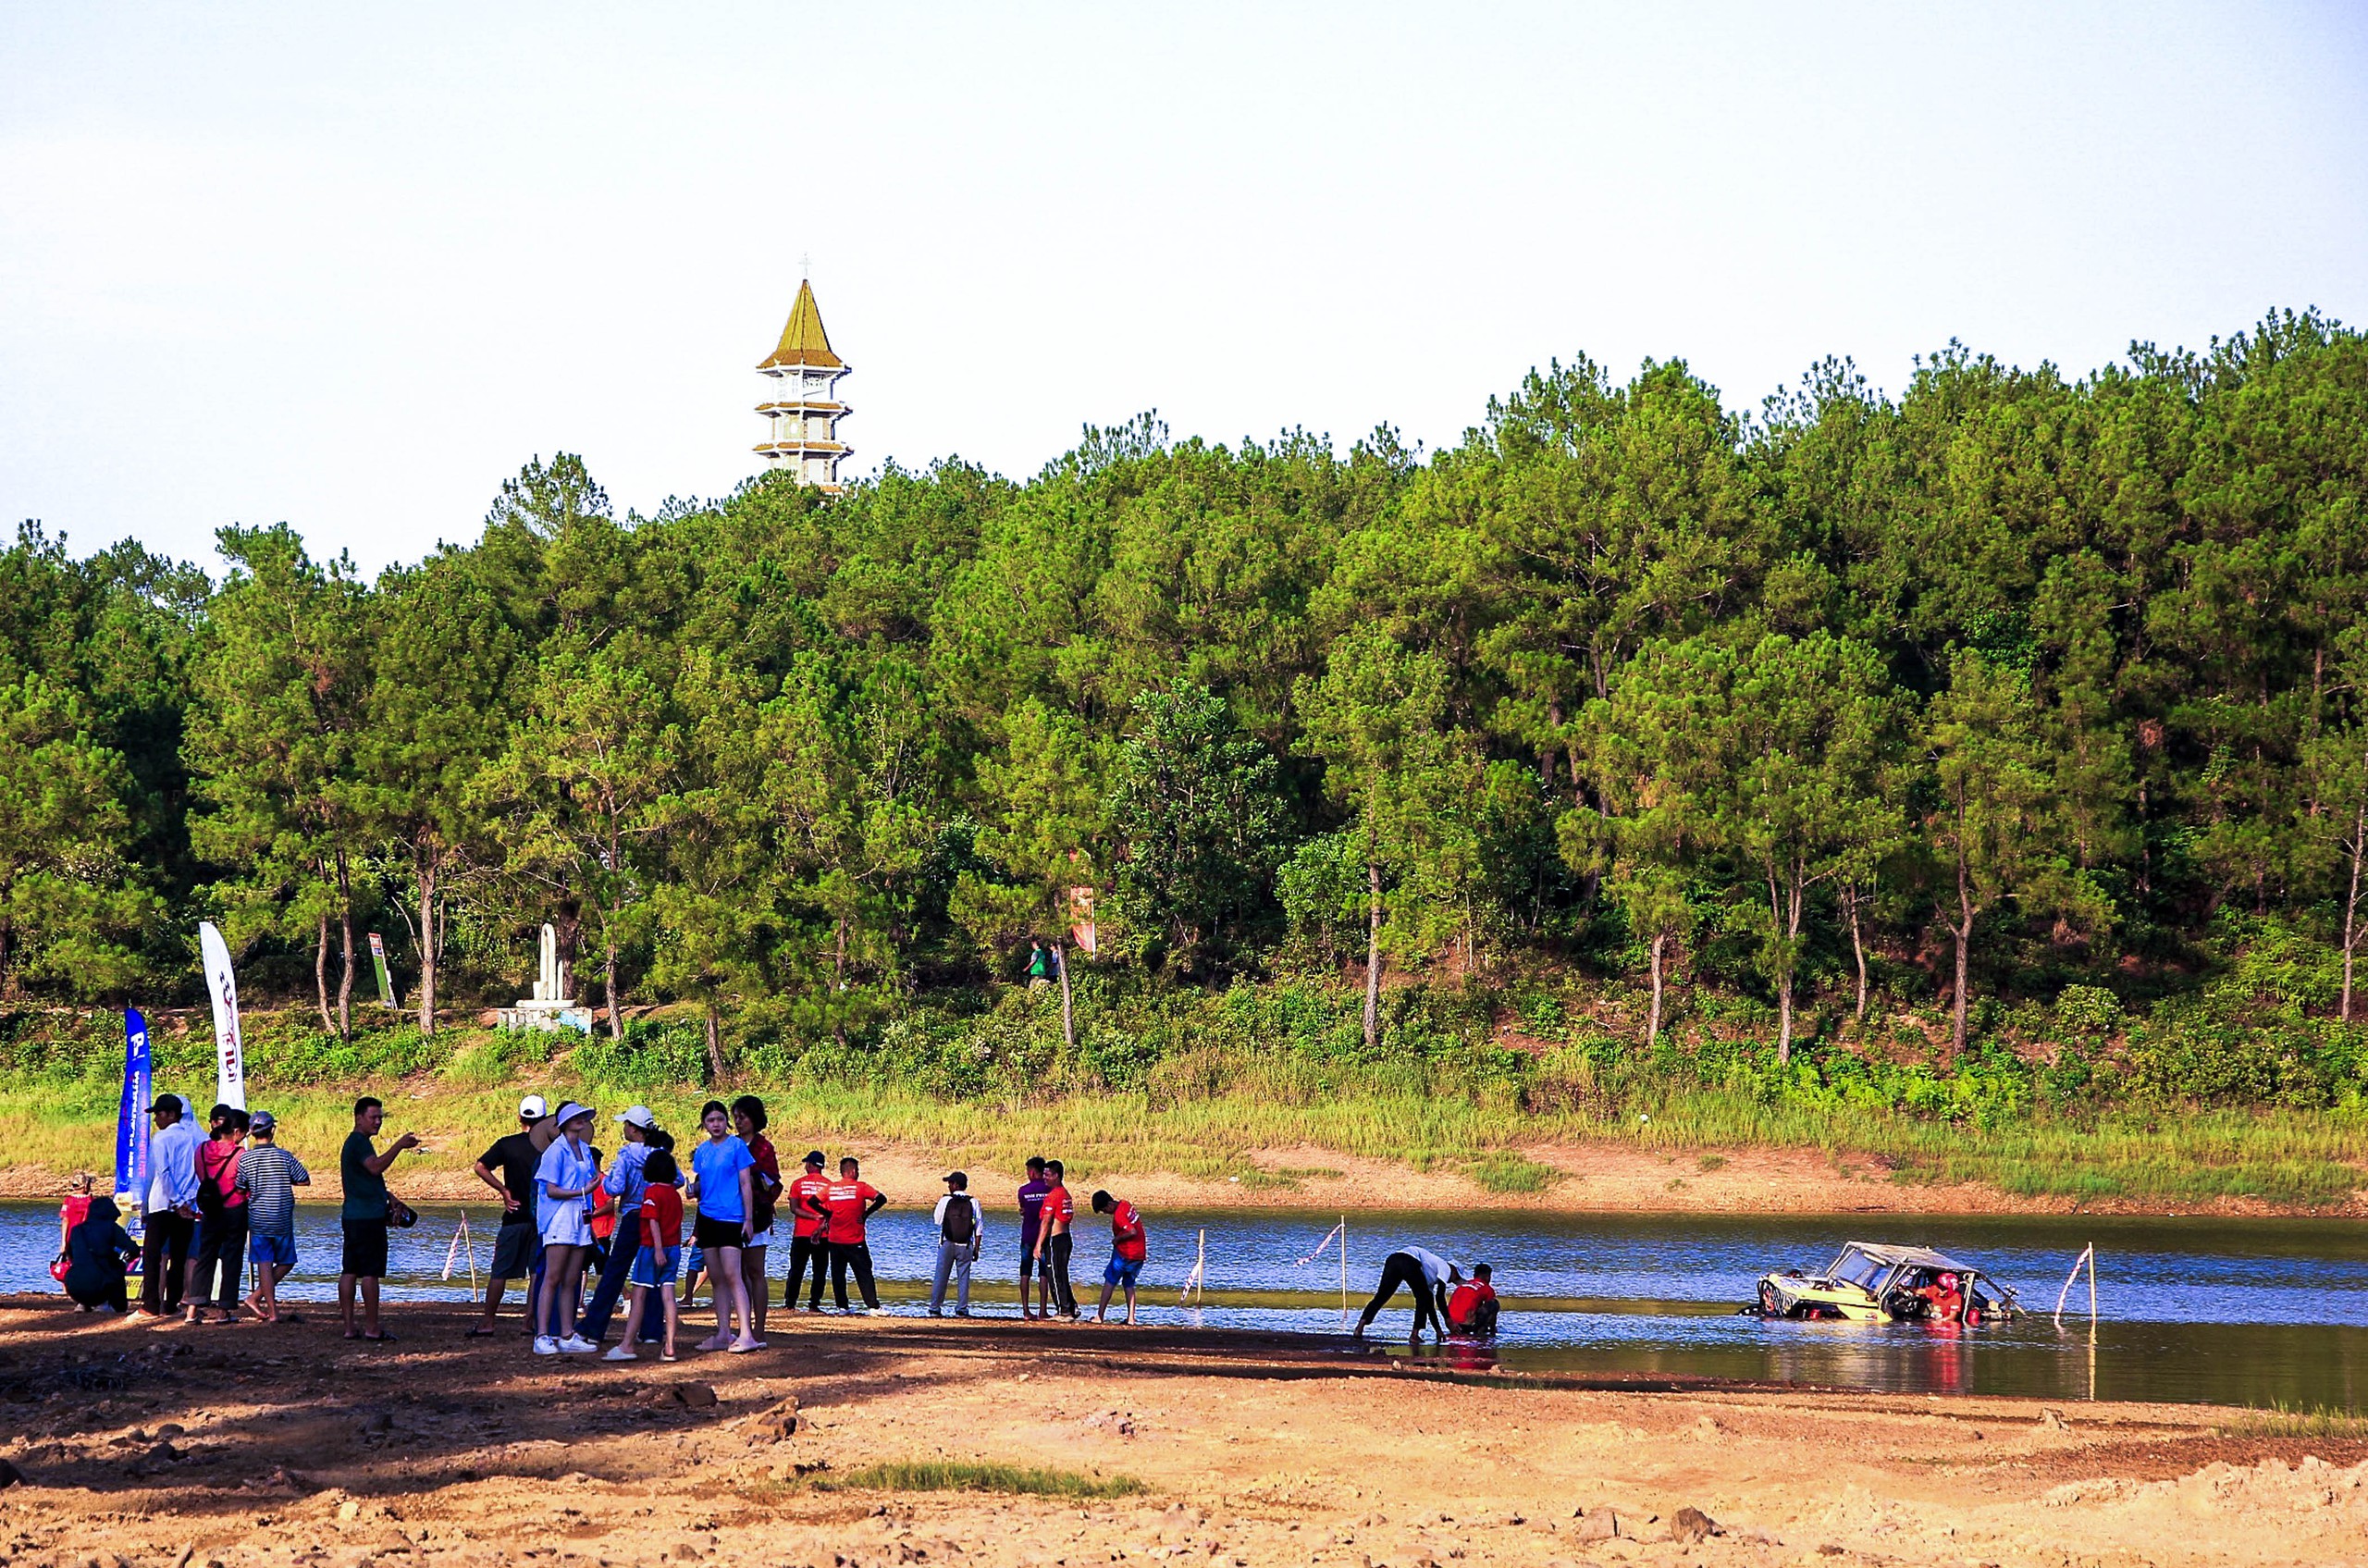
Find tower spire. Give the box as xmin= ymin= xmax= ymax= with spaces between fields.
xmin=753 ymin=278 xmax=852 ymax=489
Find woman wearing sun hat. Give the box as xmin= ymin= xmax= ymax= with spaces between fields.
xmin=533 ymin=1102 xmax=603 ymax=1355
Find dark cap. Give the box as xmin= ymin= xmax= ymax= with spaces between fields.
xmin=803 ymin=1149 xmax=826 ymax=1167
xmin=150 ymin=1093 xmax=182 ymax=1118
xmin=943 ymin=1171 xmax=967 ymax=1189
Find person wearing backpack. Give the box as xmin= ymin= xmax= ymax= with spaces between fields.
xmin=929 ymin=1170 xmax=984 ymax=1317
xmin=187 ymin=1105 xmax=251 ymax=1325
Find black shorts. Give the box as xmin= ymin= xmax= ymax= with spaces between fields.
xmin=491 ymin=1219 xmax=536 ymax=1279
xmin=692 ymin=1215 xmax=746 ymax=1253
xmin=1018 ymin=1239 xmax=1042 ymax=1276
xmin=341 ymin=1216 xmax=389 ymax=1279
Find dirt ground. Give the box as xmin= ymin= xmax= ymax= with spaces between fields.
xmin=0 ymin=1299 xmax=2360 ymax=1568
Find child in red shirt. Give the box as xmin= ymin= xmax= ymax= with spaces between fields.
xmin=607 ymin=1150 xmax=684 ymax=1361
xmin=1446 ymin=1262 xmax=1499 ymax=1337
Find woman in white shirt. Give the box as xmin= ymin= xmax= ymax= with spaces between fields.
xmin=534 ymin=1103 xmax=603 ymax=1355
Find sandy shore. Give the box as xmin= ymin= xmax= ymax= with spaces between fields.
xmin=7 ymin=1138 xmax=2350 ymax=1216
xmin=0 ymin=1297 xmax=2359 ymax=1567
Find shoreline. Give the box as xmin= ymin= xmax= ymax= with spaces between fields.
xmin=5 ymin=1135 xmax=2359 ymax=1218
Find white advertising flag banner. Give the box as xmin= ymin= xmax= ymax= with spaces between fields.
xmin=198 ymin=921 xmax=246 ymax=1111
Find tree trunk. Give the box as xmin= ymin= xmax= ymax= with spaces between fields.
xmin=2345 ymin=794 xmax=2365 ymax=1024
xmin=1846 ymin=887 xmax=1869 ymax=1022
xmin=704 ymin=1006 xmax=727 ymax=1082
xmin=605 ymin=935 xmax=623 ymax=1041
xmin=415 ymin=848 xmax=439 ymax=1037
xmin=1951 ymin=855 xmax=1976 ymax=1056
xmin=314 ymin=914 xmax=335 ymax=1035
xmin=335 ymin=849 xmax=355 ymax=1042
xmin=1363 ymin=860 xmax=1383 ymax=1053
xmin=1769 ymin=875 xmax=1793 ymax=1066
xmin=1646 ymin=932 xmax=1666 ymax=1048
xmin=1056 ymin=938 xmax=1075 ymax=1052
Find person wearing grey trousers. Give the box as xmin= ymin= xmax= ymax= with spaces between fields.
xmin=929 ymin=1171 xmax=983 ymax=1316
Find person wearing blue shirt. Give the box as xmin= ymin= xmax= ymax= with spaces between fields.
xmin=684 ymin=1100 xmax=759 ymax=1353
xmin=577 ymin=1106 xmax=663 ymax=1344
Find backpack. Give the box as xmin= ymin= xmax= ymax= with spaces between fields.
xmin=940 ymin=1194 xmax=977 ymax=1244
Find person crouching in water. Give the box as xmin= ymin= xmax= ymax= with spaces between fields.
xmin=1091 ymin=1190 xmax=1146 ymax=1324
xmin=605 ymin=1149 xmax=684 ymax=1361
xmin=1352 ymin=1244 xmax=1463 ymax=1341
xmin=1446 ymin=1262 xmax=1498 ymax=1337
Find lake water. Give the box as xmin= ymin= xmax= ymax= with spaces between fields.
xmin=11 ymin=1201 xmax=2362 ymax=1411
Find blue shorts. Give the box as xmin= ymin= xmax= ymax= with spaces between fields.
xmin=630 ymin=1244 xmax=682 ymax=1288
xmin=1104 ymin=1253 xmax=1144 ymax=1288
xmin=683 ymin=1245 xmax=706 ymax=1278
xmin=250 ymin=1232 xmax=296 ymax=1267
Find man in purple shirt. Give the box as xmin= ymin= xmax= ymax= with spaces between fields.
xmin=1017 ymin=1156 xmax=1052 ymax=1321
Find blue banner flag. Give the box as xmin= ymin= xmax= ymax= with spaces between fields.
xmin=116 ymin=1007 xmax=151 ymax=1228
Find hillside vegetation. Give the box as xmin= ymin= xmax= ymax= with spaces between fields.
xmin=6 ymin=309 xmax=2368 ymax=1185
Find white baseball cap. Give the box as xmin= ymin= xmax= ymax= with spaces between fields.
xmin=518 ymin=1094 xmax=549 ymax=1120
xmin=614 ymin=1105 xmax=656 ymax=1130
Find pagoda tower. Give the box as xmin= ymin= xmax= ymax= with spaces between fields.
xmin=754 ymin=278 xmax=852 ymax=491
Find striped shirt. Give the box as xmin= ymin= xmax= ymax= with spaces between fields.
xmin=236 ymin=1143 xmax=311 ymax=1238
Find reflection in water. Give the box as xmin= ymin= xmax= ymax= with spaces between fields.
xmin=5 ymin=1201 xmax=2362 ymax=1410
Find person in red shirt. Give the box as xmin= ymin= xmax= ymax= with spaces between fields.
xmin=783 ymin=1149 xmax=832 ymax=1314
xmin=1030 ymin=1159 xmax=1079 ymax=1319
xmin=1446 ymin=1262 xmax=1499 ymax=1338
xmin=607 ymin=1149 xmax=684 ymax=1361
xmin=187 ymin=1105 xmax=251 ymax=1325
xmin=808 ymin=1156 xmax=886 ymax=1313
xmin=55 ymin=1172 xmax=95 ymax=1288
xmin=732 ymin=1096 xmax=783 ymax=1340
xmin=1090 ymin=1190 xmax=1147 ymax=1324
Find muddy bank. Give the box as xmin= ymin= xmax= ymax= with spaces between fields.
xmin=0 ymin=1298 xmax=2362 ymax=1567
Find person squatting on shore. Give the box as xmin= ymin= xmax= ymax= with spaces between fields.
xmin=61 ymin=1195 xmax=140 ymax=1314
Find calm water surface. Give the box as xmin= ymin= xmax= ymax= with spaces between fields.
xmin=8 ymin=1201 xmax=2361 ymax=1410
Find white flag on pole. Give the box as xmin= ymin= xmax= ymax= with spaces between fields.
xmin=199 ymin=921 xmax=246 ymax=1111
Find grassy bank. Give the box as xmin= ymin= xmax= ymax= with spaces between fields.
xmin=1 ymin=1001 xmax=2362 ymax=1207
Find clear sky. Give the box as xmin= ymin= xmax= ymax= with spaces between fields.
xmin=5 ymin=2 xmax=2364 ymax=574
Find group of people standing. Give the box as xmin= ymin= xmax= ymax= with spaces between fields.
xmin=55 ymin=1090 xmax=372 ymax=1335
xmin=54 ymin=1086 xmax=1173 ymax=1343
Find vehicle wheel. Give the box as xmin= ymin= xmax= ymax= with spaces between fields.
xmin=1758 ymin=1281 xmax=1785 ymax=1317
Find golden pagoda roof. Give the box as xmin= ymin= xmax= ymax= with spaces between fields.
xmin=758 ymin=279 xmax=845 ymax=370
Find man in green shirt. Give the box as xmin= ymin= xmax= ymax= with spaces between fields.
xmin=339 ymin=1096 xmax=418 ymax=1341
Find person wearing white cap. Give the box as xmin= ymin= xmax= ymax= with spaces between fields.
xmin=532 ymin=1102 xmax=603 ymax=1354
xmin=577 ymin=1105 xmax=661 ymax=1344
xmin=469 ymin=1095 xmax=548 ymax=1338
